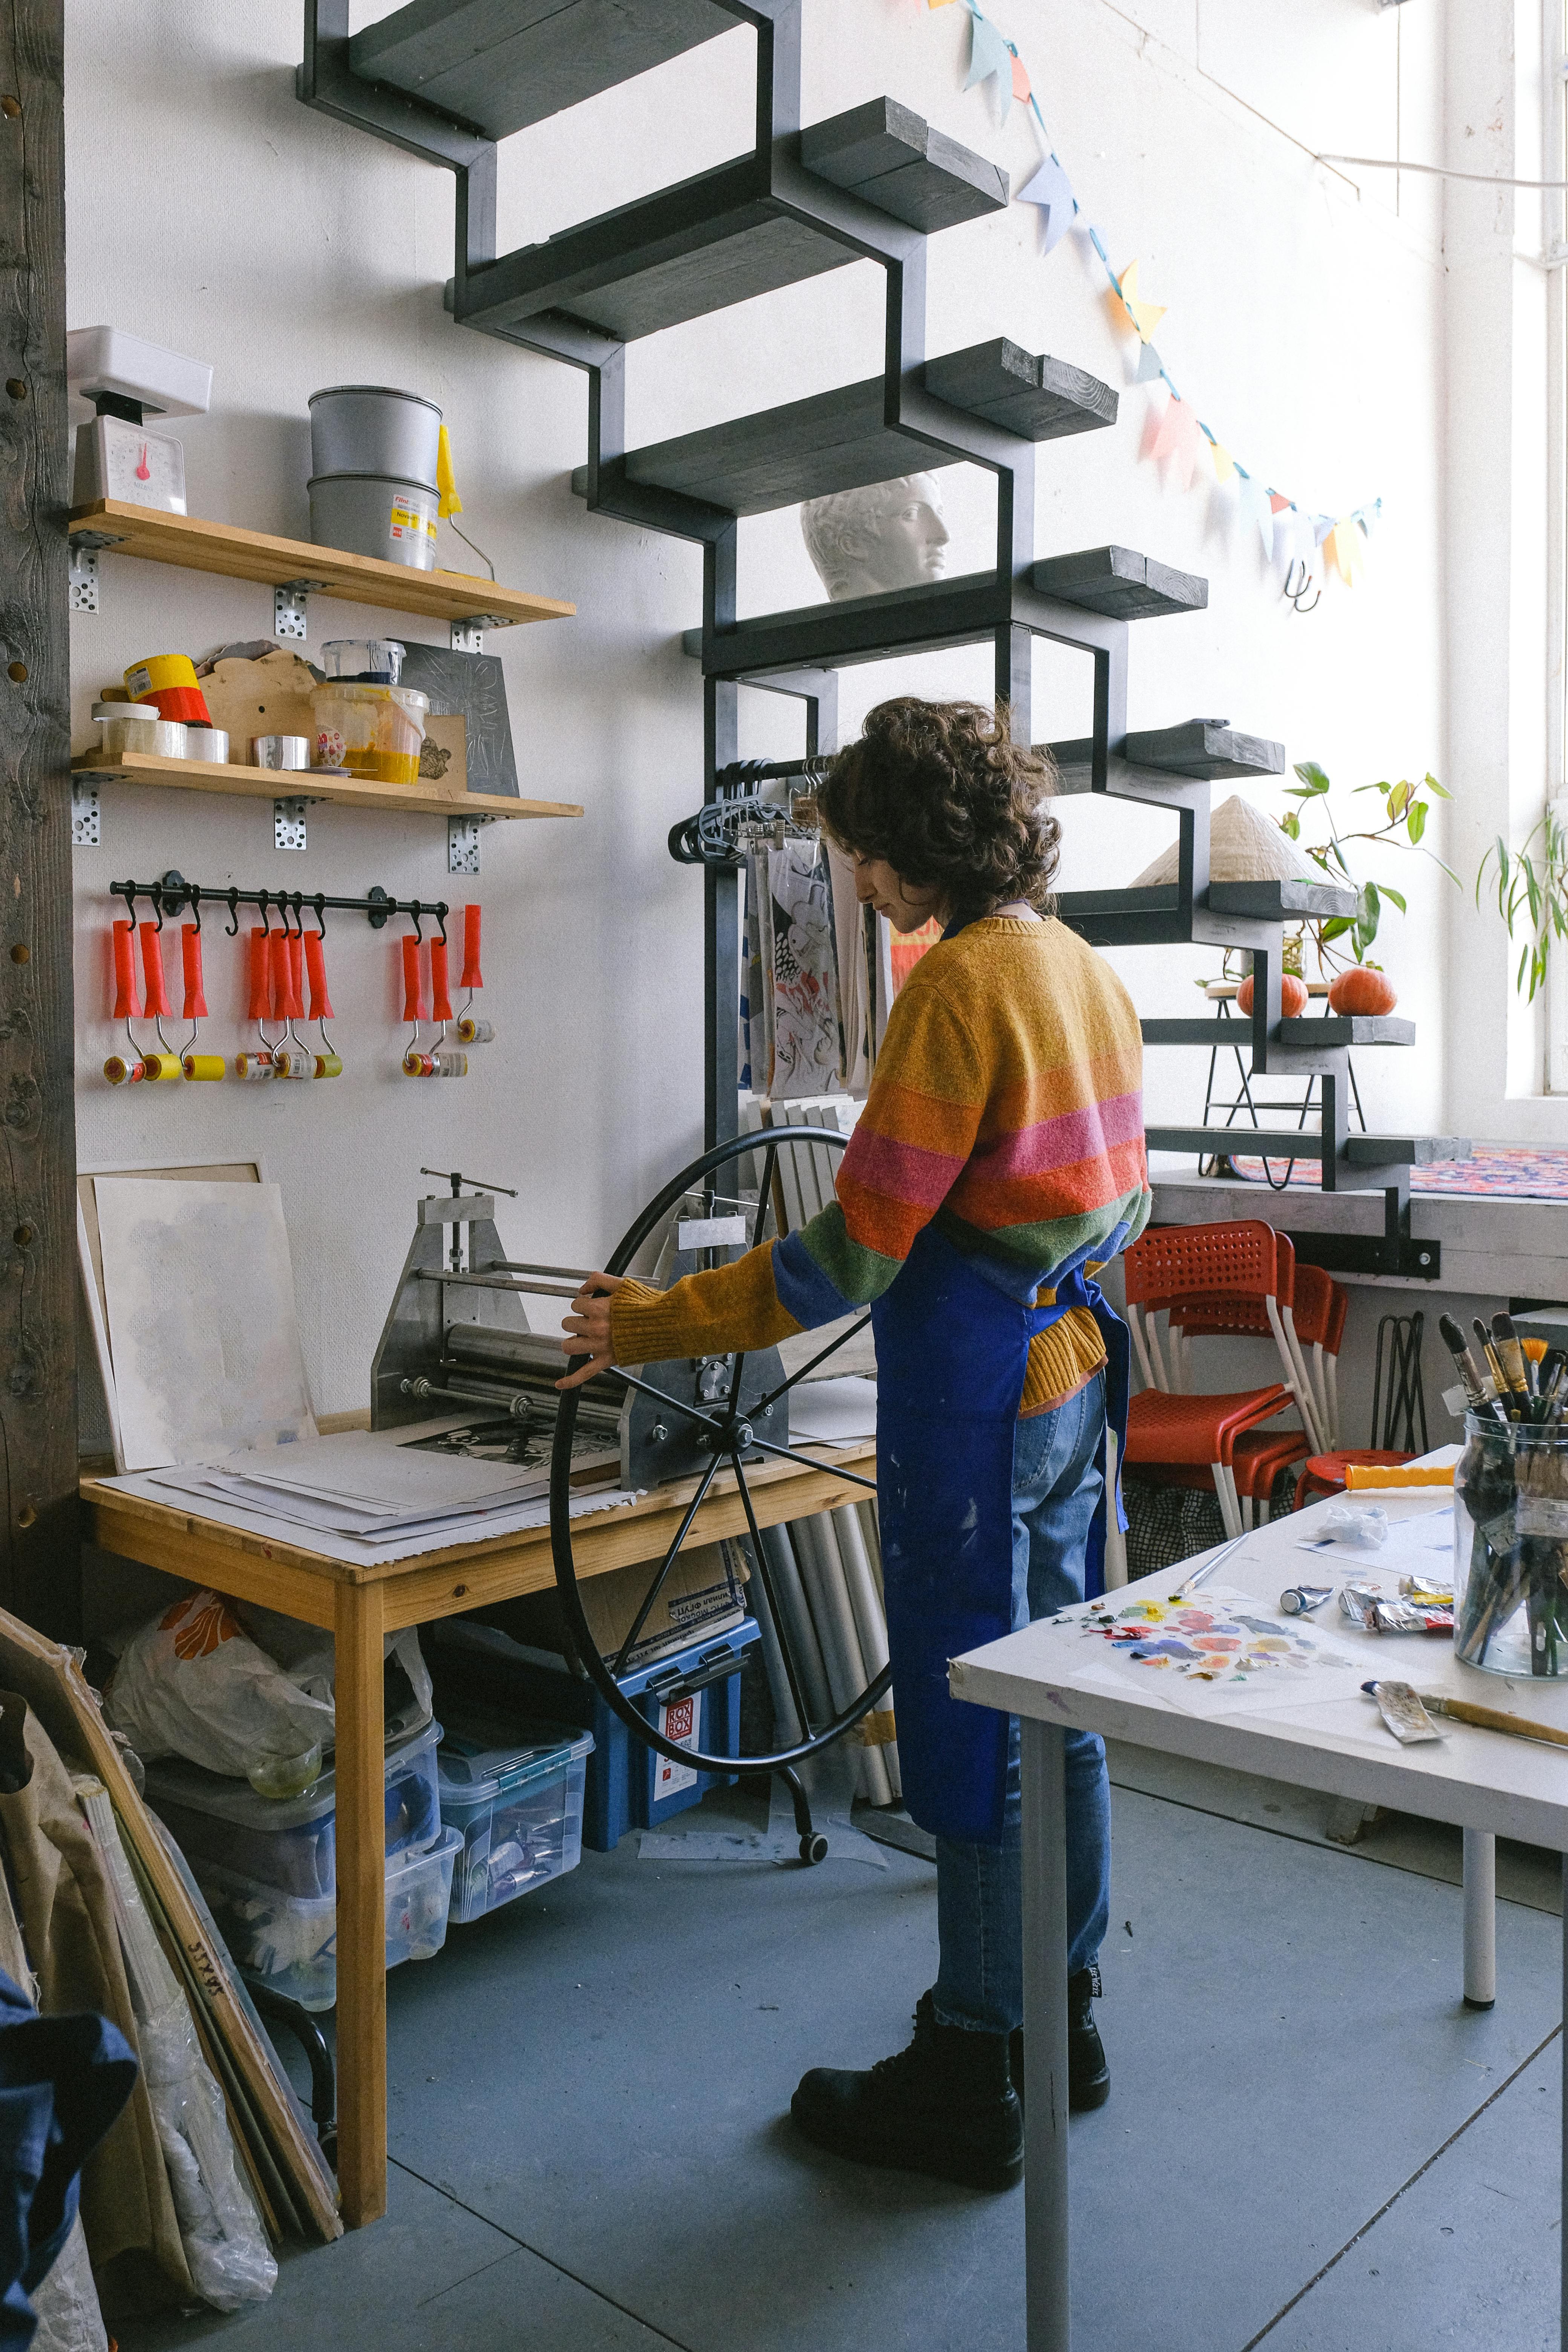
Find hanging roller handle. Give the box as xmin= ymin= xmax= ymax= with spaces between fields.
xmin=430 ymin=936 xmax=453 ymax=1022
xmin=268 ymin=930 xmax=294 ymax=1024
xmin=305 ymin=931 xmax=333 ymax=1021
xmin=247 ymin=928 xmax=271 ymax=1023
xmin=287 ymin=931 xmax=304 ymax=1021
xmin=112 ymin=919 xmax=140 ymax=1020
xmin=181 ymin=923 xmax=207 ymax=1021
xmin=401 ymin=933 xmax=425 ymax=1023
xmin=138 ymin=921 xmax=171 ymax=1019
xmin=461 ymin=903 xmax=482 ymax=991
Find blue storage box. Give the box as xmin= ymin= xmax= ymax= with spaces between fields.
xmin=430 ymin=1620 xmax=759 ymax=1851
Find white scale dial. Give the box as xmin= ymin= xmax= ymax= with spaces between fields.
xmin=77 ymin=415 xmax=187 ymax=513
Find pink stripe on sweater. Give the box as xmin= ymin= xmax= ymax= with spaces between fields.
xmin=842 ymin=1122 xmax=967 ymax=1209
xmin=972 ymin=1090 xmax=1146 ymax=1182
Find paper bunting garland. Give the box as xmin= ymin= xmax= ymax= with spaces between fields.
xmin=926 ymin=0 xmax=1381 ymax=588
xmin=1016 ymin=152 xmax=1076 ymax=256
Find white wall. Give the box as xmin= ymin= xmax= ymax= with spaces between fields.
xmin=68 ymin=0 xmax=1456 ymax=1428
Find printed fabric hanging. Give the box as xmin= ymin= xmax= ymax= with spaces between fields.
xmin=767 ymin=839 xmax=843 ymax=1099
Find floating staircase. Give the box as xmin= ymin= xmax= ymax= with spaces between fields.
xmin=298 ymin=0 xmax=1467 ymax=1274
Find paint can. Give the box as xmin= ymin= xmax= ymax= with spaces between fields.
xmin=308 ymin=386 xmax=442 ymax=485
xmin=308 ymin=473 xmax=438 ymax=570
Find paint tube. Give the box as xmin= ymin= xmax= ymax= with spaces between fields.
xmin=1363 ymin=1678 xmax=1443 ymax=1744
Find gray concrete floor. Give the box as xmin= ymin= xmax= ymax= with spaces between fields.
xmin=115 ymin=1754 xmax=1565 ymax=2352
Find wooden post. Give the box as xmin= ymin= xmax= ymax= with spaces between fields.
xmin=334 ymin=1577 xmax=388 ymax=2227
xmin=0 ymin=0 xmax=74 ymax=1638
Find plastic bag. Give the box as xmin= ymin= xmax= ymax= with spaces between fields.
xmin=237 ymin=1603 xmax=433 ymax=1730
xmin=1322 ymin=1503 xmax=1389 ymax=1548
xmin=78 ymin=1779 xmax=275 ymax=2312
xmin=104 ymin=1592 xmax=334 ymax=1788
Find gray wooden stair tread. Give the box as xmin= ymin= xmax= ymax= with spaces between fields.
xmin=1146 ymin=1127 xmax=1471 ymax=1164
xmin=1140 ymin=1015 xmax=1416 ymax=1047
xmin=351 ymin=0 xmax=735 ymax=141
xmin=1046 ymin=720 xmax=1285 ymax=781
xmin=1207 ymin=879 xmax=1358 ymax=919
xmin=579 ymin=343 xmax=1114 ymax=515
xmin=1031 ymin=545 xmax=1208 ymax=620
xmin=800 ymin=97 xmax=1008 ymax=232
xmin=458 ymin=159 xmax=853 ymax=341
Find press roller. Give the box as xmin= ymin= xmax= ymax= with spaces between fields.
xmin=369 ymin=1177 xmax=789 ymax=1488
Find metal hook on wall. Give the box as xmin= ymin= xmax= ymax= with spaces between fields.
xmin=409 ymin=905 xmax=423 ymax=943
xmin=225 ymin=887 xmax=240 ymax=937
xmin=312 ymin=892 xmax=327 ymax=936
xmin=256 ymin=890 xmax=272 ymax=936
xmin=149 ymin=880 xmax=165 ymax=932
xmin=186 ymin=884 xmax=202 ymax=934
xmin=1283 ymin=557 xmax=1321 ymax=615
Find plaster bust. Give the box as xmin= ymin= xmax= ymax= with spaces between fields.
xmin=799 ymin=473 xmax=951 ymax=601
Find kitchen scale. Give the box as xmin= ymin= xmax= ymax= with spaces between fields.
xmin=68 ymin=325 xmax=212 ymax=515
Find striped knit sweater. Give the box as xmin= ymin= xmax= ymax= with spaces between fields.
xmin=611 ymin=916 xmax=1152 ymax=1414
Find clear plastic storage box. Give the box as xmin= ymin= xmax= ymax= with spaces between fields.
xmin=192 ymin=1824 xmax=463 ymax=2012
xmin=145 ymin=1718 xmax=443 ymax=1899
xmin=438 ymin=1723 xmax=594 ymax=1925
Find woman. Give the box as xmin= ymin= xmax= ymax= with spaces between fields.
xmin=562 ymin=698 xmax=1150 ymax=2193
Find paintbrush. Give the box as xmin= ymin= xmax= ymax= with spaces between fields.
xmin=1363 ymin=1679 xmax=1568 ymax=1752
xmin=1172 ymin=1530 xmax=1250 ymax=1600
xmin=1491 ymin=1312 xmax=1532 ymax=1410
xmin=1522 ymin=1335 xmax=1548 ymax=1396
xmin=1474 ymin=1317 xmax=1520 ymax=1420
xmin=1439 ymin=1312 xmax=1507 ymax=1424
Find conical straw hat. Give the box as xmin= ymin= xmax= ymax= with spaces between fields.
xmin=1129 ymin=793 xmax=1320 ymax=890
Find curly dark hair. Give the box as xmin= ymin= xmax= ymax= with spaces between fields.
xmin=817 ymin=698 xmax=1060 ymax=926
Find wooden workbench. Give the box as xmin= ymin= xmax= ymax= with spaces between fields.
xmin=82 ymin=1443 xmax=876 ymax=2231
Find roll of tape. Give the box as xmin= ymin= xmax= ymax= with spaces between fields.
xmin=181 ymin=1054 xmax=226 ymax=1082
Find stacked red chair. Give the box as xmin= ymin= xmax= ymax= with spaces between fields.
xmin=1123 ymin=1221 xmax=1314 ymax=1537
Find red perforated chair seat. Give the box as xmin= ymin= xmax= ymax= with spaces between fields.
xmin=1127 ymin=1386 xmax=1292 ymax=1468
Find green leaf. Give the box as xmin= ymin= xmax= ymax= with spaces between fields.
xmin=1280 ymin=811 xmax=1300 ymax=839
xmin=1406 ymin=801 xmax=1427 ymax=844
xmin=1319 ymin=916 xmax=1353 ymax=942
xmin=1381 ymin=885 xmax=1407 ymax=914
xmin=1424 ymin=773 xmax=1452 ymax=799
xmin=1387 ymin=780 xmax=1410 ymax=821
xmin=1293 ymin=761 xmax=1331 ymax=793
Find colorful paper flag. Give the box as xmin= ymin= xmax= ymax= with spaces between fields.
xmin=965 ymin=14 xmax=1014 ymax=117
xmin=1016 ymin=153 xmax=1076 ymax=257
xmin=1012 ymin=52 xmax=1031 ymax=101
xmin=1114 ymin=258 xmax=1166 ymax=343
xmin=1238 ymin=472 xmax=1276 ymax=557
xmin=1209 ymin=440 xmax=1236 ymax=484
xmin=1133 ymin=341 xmax=1164 ymax=383
xmin=1325 ymin=518 xmax=1364 ymax=586
xmin=1268 ymin=492 xmax=1290 ymax=515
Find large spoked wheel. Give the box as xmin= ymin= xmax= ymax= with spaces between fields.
xmin=550 ymin=1127 xmax=889 ymax=1812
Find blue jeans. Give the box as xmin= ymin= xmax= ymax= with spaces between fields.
xmin=931 ymin=1370 xmax=1111 ymax=2035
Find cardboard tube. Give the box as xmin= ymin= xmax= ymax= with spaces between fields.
xmin=180 ymin=923 xmax=207 ymax=1020
xmin=138 ymin=922 xmax=171 ymax=1018
xmin=304 ymin=931 xmax=333 ymax=1020
xmin=112 ymin=919 xmax=140 ymax=1019
xmin=461 ymin=902 xmax=482 ymax=989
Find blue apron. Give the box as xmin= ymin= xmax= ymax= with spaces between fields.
xmin=871 ymin=1224 xmax=1130 ymax=1844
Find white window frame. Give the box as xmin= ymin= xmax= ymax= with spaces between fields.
xmin=1545 ymin=0 xmax=1568 ymax=1088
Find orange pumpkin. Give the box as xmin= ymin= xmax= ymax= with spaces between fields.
xmin=1327 ymin=965 xmax=1397 ymax=1016
xmin=1236 ymin=972 xmax=1308 ymax=1017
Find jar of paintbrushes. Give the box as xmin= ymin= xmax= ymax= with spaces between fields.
xmin=1451 ymin=1312 xmax=1568 ymax=1675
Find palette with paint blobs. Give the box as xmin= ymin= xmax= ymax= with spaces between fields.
xmin=1077 ymin=1592 xmax=1352 ymax=1687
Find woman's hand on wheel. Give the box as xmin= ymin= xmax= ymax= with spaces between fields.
xmin=557 ymin=1272 xmax=625 ymax=1389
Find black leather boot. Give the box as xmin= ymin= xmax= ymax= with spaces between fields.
xmin=1008 ymin=1965 xmax=1110 ymax=2115
xmin=791 ymin=1991 xmax=1023 ymax=2191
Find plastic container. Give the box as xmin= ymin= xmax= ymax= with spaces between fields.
xmin=145 ymin=1717 xmax=443 ymax=1899
xmin=309 ymin=386 xmax=442 ymax=486
xmin=308 ymin=473 xmax=438 ymax=570
xmin=439 ymin=1723 xmax=594 ymax=1925
xmin=321 ymin=639 xmax=406 ymax=684
xmin=310 ymin=680 xmax=428 ymax=787
xmin=430 ymin=1621 xmax=758 ymax=1852
xmin=1454 ymin=1414 xmax=1568 ymax=1676
xmin=193 ymin=1825 xmax=462 ymax=2012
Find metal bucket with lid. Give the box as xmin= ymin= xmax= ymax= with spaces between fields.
xmin=308 ymin=386 xmax=442 ymax=487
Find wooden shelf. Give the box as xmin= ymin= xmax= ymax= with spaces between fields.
xmin=72 ymin=751 xmax=582 ymax=823
xmin=67 ymin=501 xmax=575 ymax=630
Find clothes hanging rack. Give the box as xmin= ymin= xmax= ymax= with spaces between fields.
xmin=669 ymin=767 xmax=825 ymax=869
xmin=109 ymin=869 xmax=450 ymax=935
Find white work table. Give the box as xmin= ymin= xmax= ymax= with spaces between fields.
xmin=951 ymin=1487 xmax=1568 ymax=2352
